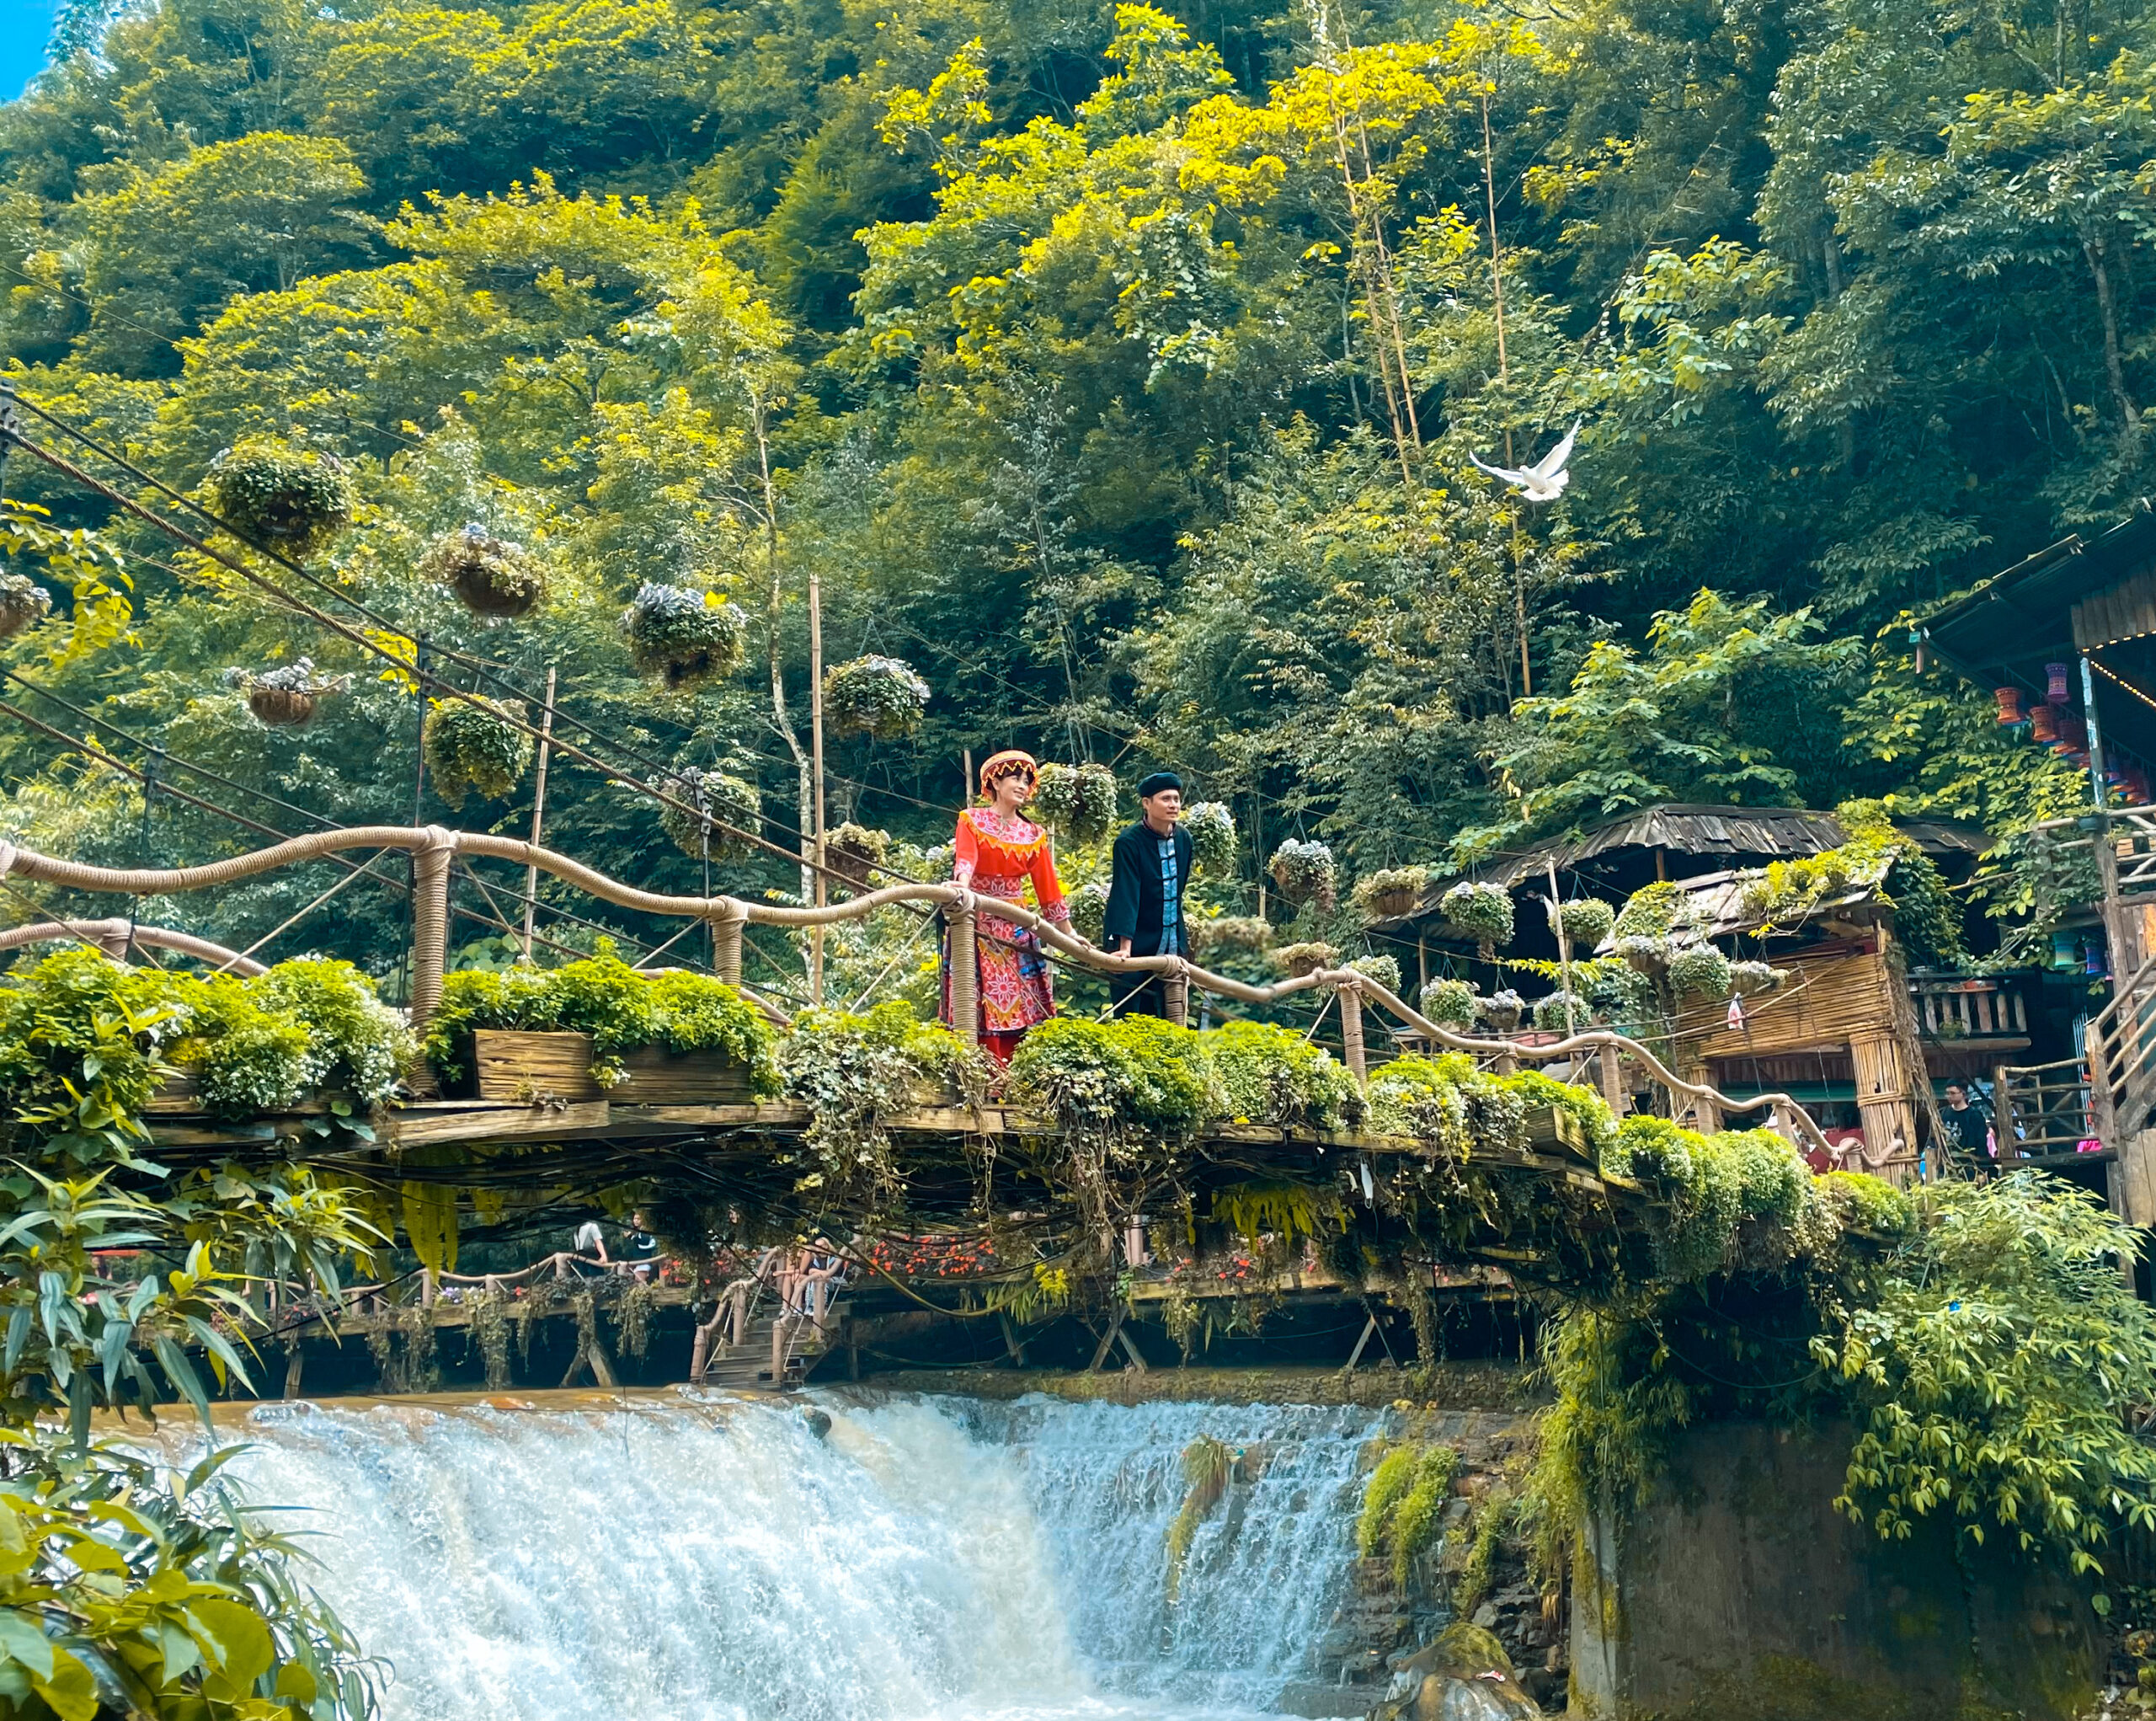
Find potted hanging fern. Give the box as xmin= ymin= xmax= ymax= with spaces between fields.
xmin=824 ymin=655 xmax=931 ymax=740
xmin=1273 ymin=940 xmax=1338 ymax=979
xmin=1182 ymin=801 xmax=1235 ymax=875
xmin=825 ymin=822 xmax=893 ymax=891
xmin=1440 ymin=881 xmax=1514 ymax=959
xmin=1353 ymin=865 xmax=1431 ymax=922
xmin=234 ymin=658 xmax=352 ymax=728
xmin=0 ymin=571 xmax=52 ymax=640
xmin=1032 ymin=762 xmax=1118 ymax=843
xmin=204 ymin=439 xmax=354 ymax=558
xmin=659 ymin=767 xmax=761 ymax=861
xmin=622 ymin=582 xmax=750 ymax=690
xmin=424 ymin=521 xmax=546 ymax=619
xmin=1267 ymin=838 xmax=1337 ymax=909
xmin=422 ymin=696 xmax=533 ymax=807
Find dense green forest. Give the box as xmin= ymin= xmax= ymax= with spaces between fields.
xmin=0 ymin=0 xmax=2130 ymax=986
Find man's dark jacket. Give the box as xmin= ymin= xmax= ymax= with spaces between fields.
xmin=1102 ymin=819 xmax=1194 ymax=955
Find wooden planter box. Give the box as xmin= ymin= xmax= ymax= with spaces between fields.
xmin=470 ymin=1030 xmax=755 ymax=1104
xmin=1522 ymin=1102 xmax=1590 ymax=1161
xmin=147 ymin=1070 xmax=202 ymax=1115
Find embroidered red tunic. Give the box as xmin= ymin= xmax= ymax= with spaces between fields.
xmin=947 ymin=806 xmax=1070 ymax=1037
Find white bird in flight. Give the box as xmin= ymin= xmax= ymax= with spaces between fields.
xmin=1470 ymin=422 xmax=1580 ymax=502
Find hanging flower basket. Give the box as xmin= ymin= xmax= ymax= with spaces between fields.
xmin=1668 ymin=943 xmax=1733 ymax=1000
xmin=424 ymin=522 xmax=545 ymax=619
xmin=824 ymin=655 xmax=930 ymax=740
xmin=1440 ymin=881 xmax=1515 ymax=958
xmin=1353 ymin=865 xmax=1430 ymax=922
xmin=1616 ymin=934 xmax=1671 ymax=978
xmin=0 ymin=571 xmax=51 ymax=640
xmin=622 ymin=583 xmax=750 ymax=691
xmin=1032 ymin=762 xmax=1118 ymax=843
xmin=1533 ymin=990 xmax=1588 ymax=1031
xmin=1476 ymin=989 xmax=1524 ymax=1034
xmin=659 ymin=767 xmax=760 ymax=862
xmin=1268 ymin=839 xmax=1337 ymax=909
xmin=1273 ymin=940 xmax=1338 ymax=979
xmin=422 ymin=696 xmax=532 ymax=808
xmin=1193 ymin=915 xmax=1273 ymax=959
xmin=1729 ymin=959 xmax=1788 ymax=998
xmin=1553 ymin=897 xmax=1616 ymax=950
xmin=1419 ymin=977 xmax=1476 ymax=1028
xmin=1345 ymin=953 xmax=1401 ymax=994
xmin=825 ymin=822 xmax=892 ymax=892
xmin=1183 ymin=801 xmax=1235 ymax=875
xmin=1070 ymin=879 xmax=1112 ymax=944
xmin=204 ymin=440 xmax=353 ymax=559
xmin=235 ymin=658 xmax=351 ymax=728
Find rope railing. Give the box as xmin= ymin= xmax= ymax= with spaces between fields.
xmin=0 ymin=826 xmax=1833 ymax=1152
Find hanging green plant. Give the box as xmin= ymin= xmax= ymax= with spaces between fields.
xmin=1476 ymin=988 xmax=1525 ymax=1033
xmin=1346 ymin=953 xmax=1401 ymax=994
xmin=1353 ymin=865 xmax=1431 ymax=921
xmin=423 ymin=521 xmax=545 ymax=619
xmin=0 ymin=570 xmax=51 ymax=639
xmin=1440 ymin=882 xmax=1514 ymax=956
xmin=232 ymin=657 xmax=352 ymax=728
xmin=1729 ymin=959 xmax=1789 ymax=997
xmin=824 ymin=654 xmax=931 ymax=740
xmin=1667 ymin=943 xmax=1733 ymax=1000
xmin=622 ymin=582 xmax=749 ymax=690
xmin=204 ymin=439 xmax=354 ymax=557
xmin=1553 ymin=897 xmax=1616 ymax=950
xmin=423 ymin=695 xmax=533 ymax=807
xmin=1192 ymin=916 xmax=1273 ymax=959
xmin=659 ymin=767 xmax=761 ymax=861
xmin=825 ymin=822 xmax=893 ymax=891
xmin=1273 ymin=940 xmax=1338 ymax=979
xmin=1070 ymin=879 xmax=1112 ymax=944
xmin=1033 ymin=762 xmax=1118 ymax=843
xmin=1182 ymin=801 xmax=1236 ymax=874
xmin=1533 ymin=990 xmax=1589 ymax=1031
xmin=1420 ymin=977 xmax=1476 ymax=1028
xmin=1267 ymin=838 xmax=1337 ymax=908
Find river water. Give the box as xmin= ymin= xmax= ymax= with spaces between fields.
xmin=221 ymin=1391 xmax=1388 ymax=1721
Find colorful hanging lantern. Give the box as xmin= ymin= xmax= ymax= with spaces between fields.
xmin=1993 ymin=687 xmax=2025 ymax=724
xmin=2031 ymin=705 xmax=2061 ymax=743
xmin=2127 ymin=768 xmax=2152 ymax=804
xmin=2059 ymin=712 xmax=2089 ymax=751
xmin=2047 ymin=661 xmax=2073 ymax=704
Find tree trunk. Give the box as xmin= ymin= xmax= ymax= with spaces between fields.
xmin=2084 ymin=227 xmax=2141 ymax=445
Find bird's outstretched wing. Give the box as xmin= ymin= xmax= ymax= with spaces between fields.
xmin=1470 ymin=453 xmax=1529 ymax=485
xmin=1528 ymin=421 xmax=1580 ymax=482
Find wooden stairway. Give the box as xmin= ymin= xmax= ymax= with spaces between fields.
xmin=693 ymin=1305 xmax=843 ymax=1392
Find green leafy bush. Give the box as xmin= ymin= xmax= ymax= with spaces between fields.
xmin=204 ymin=439 xmax=353 ymax=555
xmin=1614 ymin=881 xmax=1686 ymax=940
xmin=824 ymin=654 xmax=931 ymax=739
xmin=782 ymin=1002 xmax=987 ymax=1198
xmin=1209 ymin=1019 xmax=1358 ymax=1127
xmin=1032 ymin=762 xmax=1119 ymax=843
xmin=1183 ymin=801 xmax=1236 ymax=874
xmin=247 ymin=959 xmax=413 ymax=1104
xmin=1008 ymin=1015 xmax=1219 ymax=1136
xmin=1606 ymin=1116 xmax=1815 ymax=1279
xmin=422 ymin=696 xmax=532 ymax=806
xmin=660 ymin=767 xmax=761 ymax=860
xmin=423 ymin=521 xmax=545 ymax=618
xmin=622 ymin=582 xmax=749 ymax=689
xmin=1505 ymin=1067 xmax=1620 ymax=1160
xmin=1817 ymin=1169 xmax=1913 ymax=1237
xmin=423 ymin=949 xmax=777 ymax=1091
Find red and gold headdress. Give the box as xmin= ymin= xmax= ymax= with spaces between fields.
xmin=979 ymin=749 xmax=1038 ymax=796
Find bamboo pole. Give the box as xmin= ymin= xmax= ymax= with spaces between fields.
xmin=521 ymin=666 xmax=557 ymax=963
xmin=808 ymin=564 xmax=827 ymax=1005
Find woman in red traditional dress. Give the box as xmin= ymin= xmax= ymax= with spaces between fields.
xmin=943 ymin=750 xmax=1071 ymax=1062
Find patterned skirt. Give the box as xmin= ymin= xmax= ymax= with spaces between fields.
xmin=942 ymin=910 xmax=1055 ymax=1035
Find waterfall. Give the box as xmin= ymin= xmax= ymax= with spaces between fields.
xmin=217 ymin=1390 xmax=1386 ymax=1721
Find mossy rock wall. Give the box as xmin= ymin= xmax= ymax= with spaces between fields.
xmin=1571 ymin=1421 xmax=2102 ymax=1721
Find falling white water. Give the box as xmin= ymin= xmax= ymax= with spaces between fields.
xmin=214 ymin=1391 xmax=1385 ymax=1721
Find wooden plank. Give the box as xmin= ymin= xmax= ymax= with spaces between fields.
xmin=387 ymin=1101 xmax=611 ymax=1147
xmin=628 ymin=1102 xmax=811 ymax=1127
xmin=474 ymin=1031 xmax=603 ymax=1102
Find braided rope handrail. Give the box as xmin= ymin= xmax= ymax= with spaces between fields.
xmin=0 ymin=829 xmax=1832 ymax=1152
xmin=0 ymin=917 xmax=268 ymax=975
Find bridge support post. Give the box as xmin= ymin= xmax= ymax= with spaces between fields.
xmin=1339 ymin=983 xmax=1367 ymax=1083
xmin=948 ymin=904 xmax=979 ymax=1045
xmin=403 ymin=828 xmax=456 ymax=1097
xmin=710 ymin=903 xmax=744 ymax=986
xmin=1164 ymin=964 xmax=1189 ymax=1029
xmin=1598 ymin=1042 xmax=1625 ymax=1115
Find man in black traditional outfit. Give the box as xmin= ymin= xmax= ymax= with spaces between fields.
xmin=1103 ymin=771 xmax=1194 ymax=1019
